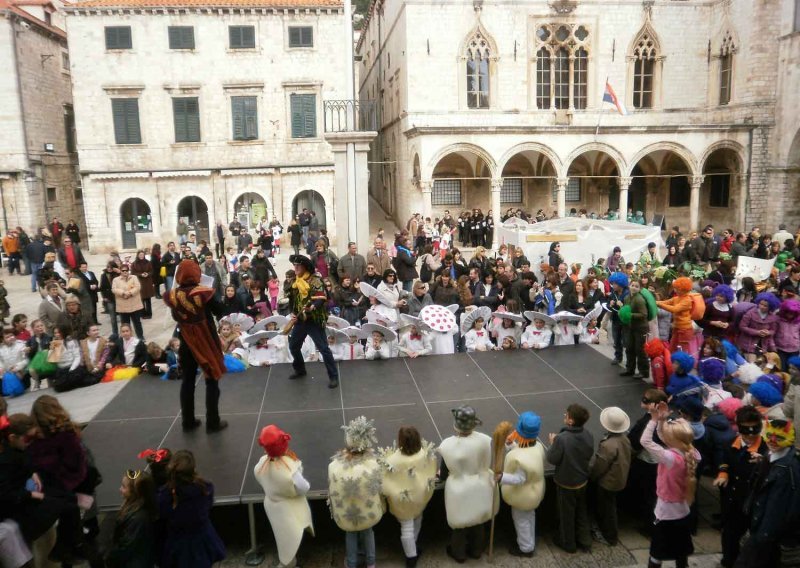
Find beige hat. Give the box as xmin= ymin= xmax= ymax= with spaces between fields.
xmin=599 ymin=407 xmax=630 ymax=434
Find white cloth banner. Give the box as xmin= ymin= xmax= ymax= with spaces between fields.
xmin=735 ymin=256 xmax=775 ymax=282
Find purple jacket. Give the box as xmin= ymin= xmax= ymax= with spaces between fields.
xmin=27 ymin=431 xmax=87 ymax=492
xmin=736 ymin=309 xmax=778 ymax=354
xmin=775 ymin=317 xmax=800 ymax=353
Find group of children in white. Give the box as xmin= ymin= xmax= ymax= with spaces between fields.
xmin=217 ymin=282 xmax=605 ymax=368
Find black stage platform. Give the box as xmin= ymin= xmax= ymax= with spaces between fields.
xmin=83 ymin=346 xmax=648 ymax=511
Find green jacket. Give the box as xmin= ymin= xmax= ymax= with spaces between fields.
xmin=625 ymin=291 xmax=650 ymax=331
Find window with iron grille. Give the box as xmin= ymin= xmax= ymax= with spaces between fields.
xmin=552 ymin=179 xmax=581 ymax=202
xmin=229 ymin=25 xmax=255 ymax=49
xmin=105 ymin=26 xmax=132 ymax=49
xmin=709 ymin=174 xmax=730 ymax=208
xmin=501 ymin=178 xmax=523 ymax=203
xmin=669 ymin=176 xmax=690 ymax=207
xmin=288 ymin=26 xmax=313 ymax=48
xmin=168 ymin=26 xmax=195 ymax=49
xmin=432 ymin=180 xmax=462 ymax=205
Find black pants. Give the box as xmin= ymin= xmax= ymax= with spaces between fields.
xmin=625 ymin=328 xmax=650 ymax=375
xmin=555 ymin=484 xmax=591 ymax=552
xmin=6 ymin=252 xmax=21 ymax=275
xmin=450 ymin=524 xmax=485 ymax=560
xmin=721 ymin=497 xmax=751 ymax=567
xmin=119 ymin=311 xmax=143 ymax=340
xmin=179 ymin=340 xmax=221 ymax=427
xmin=596 ymin=486 xmax=620 ymax=544
xmin=142 ymin=298 xmax=152 ymax=318
xmin=611 ymin=320 xmax=623 ymax=362
xmin=288 ymin=319 xmax=338 ymax=380
xmin=734 ymin=537 xmax=779 ymax=568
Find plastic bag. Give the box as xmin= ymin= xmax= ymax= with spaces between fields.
xmin=2 ymin=372 xmax=25 ymax=397
xmin=29 ymin=350 xmax=58 ymax=377
xmin=224 ymin=354 xmax=246 ymax=373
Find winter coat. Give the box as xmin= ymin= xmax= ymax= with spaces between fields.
xmin=716 ymin=436 xmax=768 ymax=510
xmin=701 ymin=303 xmax=733 ymax=339
xmin=694 ymin=412 xmax=736 ymax=475
xmin=747 ymin=449 xmax=800 ymax=547
xmin=688 ymin=235 xmax=720 ymax=263
xmin=775 ymin=316 xmax=800 ymax=353
xmin=406 ymin=292 xmax=433 ymax=317
xmin=392 ymin=247 xmax=418 ymax=282
xmin=112 ymin=275 xmax=144 ymax=314
xmin=737 ymin=309 xmax=779 ymax=353
xmin=429 ymin=281 xmax=460 ymax=307
xmin=131 ymin=259 xmax=155 ymax=299
xmin=105 ymin=508 xmax=156 ymax=568
xmin=546 ymin=426 xmax=594 ymax=488
xmin=590 ymin=433 xmax=632 ymax=492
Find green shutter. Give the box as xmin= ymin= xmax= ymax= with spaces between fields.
xmin=232 ymin=96 xmax=257 ymax=140
xmin=289 ymin=27 xmax=300 ymax=47
xmin=112 ymin=99 xmax=140 ymax=144
xmin=243 ymin=26 xmax=255 ymax=47
xmin=185 ymin=98 xmax=200 ymax=141
xmin=229 ymin=26 xmax=255 ymax=48
xmin=290 ymin=95 xmax=303 ymax=138
xmin=173 ymin=97 xmax=200 ymax=143
xmin=302 ymin=27 xmax=313 ymax=47
xmin=168 ymin=26 xmax=194 ymax=49
xmin=105 ymin=26 xmax=132 ymax=49
xmin=290 ymin=94 xmax=316 ymax=138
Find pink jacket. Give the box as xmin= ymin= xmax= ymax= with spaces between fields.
xmin=736 ymin=309 xmax=778 ymax=353
xmin=775 ymin=317 xmax=800 ymax=353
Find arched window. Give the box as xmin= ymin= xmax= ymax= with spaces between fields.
xmin=534 ymin=24 xmax=591 ymax=110
xmin=719 ymin=31 xmax=735 ymax=105
xmin=632 ymin=33 xmax=656 ymax=109
xmin=465 ymin=31 xmax=491 ymax=109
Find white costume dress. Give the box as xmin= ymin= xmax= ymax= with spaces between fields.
xmin=253 ymin=455 xmax=314 ymax=566
xmin=463 ymin=329 xmax=494 ymax=352
xmin=328 ymin=451 xmax=385 ymax=532
xmin=429 ymin=329 xmax=456 ymax=355
xmin=341 ymin=342 xmax=365 ymax=361
xmin=553 ymin=321 xmax=580 ymax=346
xmin=500 ymin=442 xmax=546 ymax=553
xmin=365 ymin=341 xmax=393 ymax=360
xmin=437 ymin=432 xmax=495 ymax=528
xmin=520 ymin=327 xmax=552 ymax=349
xmin=493 ymin=322 xmax=522 ymax=346
xmin=397 ymin=331 xmax=432 ymax=357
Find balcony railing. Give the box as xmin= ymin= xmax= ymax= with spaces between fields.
xmin=324 ymin=99 xmax=377 ymax=133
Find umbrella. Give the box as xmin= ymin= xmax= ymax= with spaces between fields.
xmin=461 ymin=306 xmax=492 ymax=335
xmin=581 ymin=303 xmax=603 ymax=327
xmin=358 ymin=282 xmax=397 ymax=308
xmin=221 ymin=313 xmax=255 ymax=331
xmin=523 ymin=311 xmax=556 ymax=326
xmin=364 ymin=308 xmax=398 ymax=328
xmin=398 ymin=314 xmax=432 ymax=332
xmin=325 ymin=327 xmax=350 ymax=344
xmin=326 ymin=315 xmax=351 ymax=330
xmin=250 ymin=315 xmax=289 ymax=334
xmin=242 ymin=331 xmax=271 ymax=346
xmin=420 ymin=305 xmax=458 ymax=333
xmin=342 ymin=326 xmax=366 ymax=340
xmin=492 ymin=311 xmax=525 ymax=323
xmin=552 ymin=311 xmax=584 ymax=323
xmin=361 ymin=323 xmax=398 ymax=342
xmin=445 ymin=304 xmax=459 ymax=314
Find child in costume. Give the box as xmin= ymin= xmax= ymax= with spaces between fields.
xmin=520 ymin=314 xmax=552 ymax=349
xmin=580 ymin=318 xmax=600 ymax=344
xmin=217 ymin=321 xmax=242 ymax=354
xmin=774 ymin=298 xmax=800 ymax=370
xmin=491 ymin=314 xmax=522 ymax=346
xmin=590 ymin=407 xmax=632 ymax=547
xmin=747 ymin=381 xmax=784 ymax=418
xmin=104 ymin=468 xmax=157 ymax=568
xmin=644 ymin=338 xmax=672 ymax=391
xmin=157 ymin=450 xmax=226 ymax=568
xmin=666 ymin=352 xmax=704 ymax=401
xmin=364 ymin=327 xmax=394 ymax=360
xmin=397 ymin=318 xmax=432 ymax=359
xmin=341 ymin=328 xmax=365 ymax=361
xmin=247 ymin=334 xmax=274 ymax=367
xmin=138 ymin=447 xmax=172 ymax=487
xmin=698 ymin=358 xmax=732 ymax=409
xmin=326 ymin=329 xmax=347 ymax=362
xmin=784 ymin=355 xmax=800 ymax=448
xmin=656 ymin=277 xmax=696 ymax=356
xmin=463 ymin=314 xmax=495 ymax=352
xmin=437 ymin=406 xmax=494 ymax=562
xmin=253 ymin=425 xmax=313 ymax=568
xmin=737 ymin=293 xmax=780 ymax=360
xmin=497 ymin=412 xmax=546 ymax=557
xmin=500 ymin=336 xmax=518 ymax=350
xmin=381 ymin=426 xmax=437 ymax=567
xmin=553 ymin=313 xmax=582 ymax=347
xmin=328 ymin=416 xmax=385 ymax=568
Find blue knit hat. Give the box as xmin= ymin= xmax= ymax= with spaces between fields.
xmin=516 ymin=411 xmax=542 ymax=440
xmin=609 ymin=272 xmax=629 ymax=288
xmin=699 ymin=358 xmax=726 ymax=385
xmin=749 ymin=382 xmax=783 ymax=407
xmin=672 ymin=352 xmax=695 ymax=374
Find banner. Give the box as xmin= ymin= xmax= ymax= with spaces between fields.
xmin=735 ymin=256 xmax=775 ymax=282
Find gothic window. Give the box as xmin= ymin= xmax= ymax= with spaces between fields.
xmin=628 ymin=16 xmax=663 ymax=110
xmin=533 ymin=24 xmax=591 ymax=110
xmin=719 ymin=31 xmax=735 ymax=106
xmin=465 ymin=31 xmax=491 ymax=109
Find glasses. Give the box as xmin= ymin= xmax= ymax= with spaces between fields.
xmin=126 ymin=469 xmax=141 ymax=480
xmin=738 ymin=424 xmax=762 ymax=435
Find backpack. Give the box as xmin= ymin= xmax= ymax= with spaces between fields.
xmin=689 ymin=292 xmax=706 ymax=321
xmin=419 ymin=255 xmax=432 ymax=283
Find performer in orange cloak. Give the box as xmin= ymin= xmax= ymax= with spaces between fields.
xmin=164 ymin=260 xmax=228 ymax=432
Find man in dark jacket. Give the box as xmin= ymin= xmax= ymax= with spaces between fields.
xmin=57 ymin=238 xmax=86 ymax=271
xmin=392 ymin=237 xmax=417 ymax=292
xmin=688 ymin=225 xmax=721 ymax=263
xmin=735 ymin=419 xmax=800 ymax=568
xmin=162 ymin=241 xmax=181 ymax=292
xmin=547 ymin=404 xmax=594 ymax=553
xmin=25 ymin=237 xmax=47 ymax=293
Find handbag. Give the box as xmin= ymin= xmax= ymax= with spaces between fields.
xmin=160 ymin=266 xmax=167 ymax=278
xmin=47 ymin=340 xmax=64 ymax=363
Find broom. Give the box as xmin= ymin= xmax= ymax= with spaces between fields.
xmin=488 ymin=420 xmax=514 ymax=563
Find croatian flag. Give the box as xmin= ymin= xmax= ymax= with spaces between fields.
xmin=602 ymin=81 xmax=627 ymax=115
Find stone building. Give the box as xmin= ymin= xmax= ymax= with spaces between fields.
xmin=0 ymin=0 xmax=84 ymax=238
xmin=357 ymin=0 xmax=800 ymax=244
xmin=65 ymin=0 xmax=348 ymax=252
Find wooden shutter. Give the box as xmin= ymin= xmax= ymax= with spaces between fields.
xmin=230 ymin=26 xmax=255 ymax=48
xmin=112 ymin=99 xmax=140 ymax=144
xmin=105 ymin=26 xmax=132 ymax=49
xmin=302 ymin=95 xmax=316 ymax=137
xmin=301 ymin=27 xmax=313 ymax=46
xmin=242 ymin=26 xmax=255 ymax=47
xmin=169 ymin=26 xmax=194 ymax=49
xmin=289 ymin=27 xmax=300 ymax=47
xmin=231 ymin=97 xmax=244 ymax=140
xmin=173 ymin=97 xmax=200 ymax=143
xmin=243 ymin=97 xmax=258 ymax=140
xmin=290 ymin=94 xmax=303 ymax=138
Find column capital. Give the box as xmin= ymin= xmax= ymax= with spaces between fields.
xmin=618 ymin=176 xmax=633 ymax=189
xmin=420 ymin=180 xmax=433 ymax=193
xmin=691 ymin=175 xmax=705 ymax=188
xmin=556 ymin=177 xmax=569 ymax=190
xmin=491 ymin=178 xmax=504 ymax=191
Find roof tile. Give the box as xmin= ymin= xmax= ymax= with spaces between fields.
xmin=67 ymin=0 xmax=342 ymax=8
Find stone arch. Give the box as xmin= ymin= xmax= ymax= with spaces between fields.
xmin=699 ymin=140 xmax=745 ymax=173
xmin=230 ymin=190 xmax=269 ymax=229
xmin=426 ymin=143 xmax=497 ymax=179
xmin=177 ymin=195 xmax=211 ymax=243
xmin=564 ymin=142 xmax=626 ymax=178
xmin=292 ymin=189 xmax=327 ymax=228
xmin=497 ymin=142 xmax=562 ymax=177
xmin=627 ymin=142 xmax=698 ymax=177
xmin=119 ymin=197 xmax=153 ymax=250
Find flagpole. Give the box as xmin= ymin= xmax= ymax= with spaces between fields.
xmin=595 ymin=75 xmax=608 ymax=138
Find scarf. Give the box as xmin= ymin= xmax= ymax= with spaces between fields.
xmin=292 ymin=272 xmax=311 ymax=300
xmin=397 ymin=245 xmax=412 ymax=257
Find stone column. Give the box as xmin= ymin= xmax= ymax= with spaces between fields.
xmin=325 ymin=131 xmax=378 ymax=255
xmin=690 ymin=175 xmax=704 ymax=232
xmin=618 ymin=176 xmax=632 ymax=221
xmin=556 ymin=177 xmax=568 ymax=218
xmin=420 ymin=180 xmax=433 ymax=220
xmin=491 ymin=178 xmax=502 ymax=250
xmin=737 ymin=173 xmax=748 ymax=233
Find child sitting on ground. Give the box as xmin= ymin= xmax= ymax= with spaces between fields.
xmin=11 ymin=315 xmax=30 ymax=342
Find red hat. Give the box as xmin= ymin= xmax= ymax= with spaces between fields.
xmin=258 ymin=425 xmax=291 ymax=458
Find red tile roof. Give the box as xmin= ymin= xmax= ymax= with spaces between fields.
xmin=0 ymin=0 xmax=67 ymax=38
xmin=66 ymin=0 xmax=342 ymax=8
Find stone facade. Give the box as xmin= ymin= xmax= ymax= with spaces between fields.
xmin=0 ymin=0 xmax=84 ymax=238
xmin=357 ymin=0 xmax=800 ymax=241
xmin=65 ymin=0 xmax=348 ymax=252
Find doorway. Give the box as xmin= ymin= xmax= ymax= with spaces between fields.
xmin=177 ymin=196 xmax=210 ymax=243
xmin=292 ymin=190 xmax=326 ymax=228
xmin=120 ymin=198 xmax=152 ymax=249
